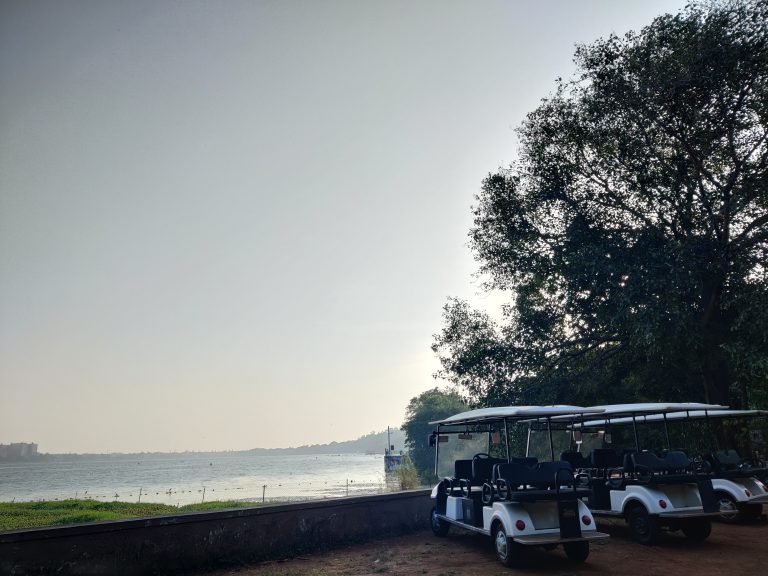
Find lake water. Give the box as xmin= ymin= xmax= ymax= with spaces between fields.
xmin=0 ymin=452 xmax=390 ymax=506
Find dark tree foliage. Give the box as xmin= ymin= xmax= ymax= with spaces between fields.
xmin=433 ymin=1 xmax=768 ymax=409
xmin=401 ymin=388 xmax=467 ymax=483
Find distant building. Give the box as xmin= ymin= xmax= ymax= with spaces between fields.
xmin=0 ymin=442 xmax=38 ymax=459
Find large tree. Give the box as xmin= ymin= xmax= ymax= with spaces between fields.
xmin=434 ymin=1 xmax=768 ymax=409
xmin=401 ymin=388 xmax=468 ymax=483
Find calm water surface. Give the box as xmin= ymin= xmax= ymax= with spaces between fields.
xmin=0 ymin=452 xmax=387 ymax=505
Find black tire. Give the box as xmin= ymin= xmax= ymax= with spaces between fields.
xmin=715 ymin=491 xmax=740 ymax=523
xmin=430 ymin=507 xmax=450 ymax=537
xmin=681 ymin=518 xmax=712 ymax=541
xmin=563 ymin=541 xmax=590 ymax=563
xmin=627 ymin=505 xmax=660 ymax=545
xmin=492 ymin=523 xmax=527 ymax=567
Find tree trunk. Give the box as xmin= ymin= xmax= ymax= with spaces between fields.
xmin=699 ymin=279 xmax=732 ymax=407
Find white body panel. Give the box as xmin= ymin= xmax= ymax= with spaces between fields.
xmin=712 ymin=476 xmax=768 ymax=504
xmin=445 ymin=496 xmax=464 ymax=520
xmin=432 ymin=490 xmax=602 ymax=541
xmin=483 ymin=499 xmax=599 ymax=538
xmin=609 ymin=484 xmax=704 ymax=515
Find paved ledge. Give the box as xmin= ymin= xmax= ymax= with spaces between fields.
xmin=0 ymin=489 xmax=432 ymax=576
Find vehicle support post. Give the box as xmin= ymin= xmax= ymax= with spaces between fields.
xmin=504 ymin=419 xmax=510 ymax=462
xmin=632 ymin=415 xmax=640 ymax=450
xmin=547 ymin=417 xmax=555 ymax=461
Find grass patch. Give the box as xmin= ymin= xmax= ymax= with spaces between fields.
xmin=0 ymin=499 xmax=262 ymax=532
xmin=178 ymin=500 xmax=257 ymax=513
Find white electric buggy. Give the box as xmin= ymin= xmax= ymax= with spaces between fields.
xmin=428 ymin=405 xmax=609 ymax=567
xmin=551 ymin=403 xmax=727 ymax=544
xmin=596 ymin=408 xmax=768 ymax=522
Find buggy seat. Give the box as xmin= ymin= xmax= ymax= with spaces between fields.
xmin=561 ymin=450 xmax=591 ymax=471
xmin=627 ymin=450 xmax=706 ymax=484
xmin=494 ymin=460 xmax=591 ymax=502
xmin=707 ymin=449 xmax=767 ymax=478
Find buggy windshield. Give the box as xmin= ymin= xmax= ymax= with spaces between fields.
xmin=435 ymin=424 xmax=505 ymax=479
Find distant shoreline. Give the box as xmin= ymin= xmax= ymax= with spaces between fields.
xmin=0 ymin=428 xmax=406 ymax=461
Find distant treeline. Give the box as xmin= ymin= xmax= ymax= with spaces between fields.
xmin=245 ymin=429 xmax=406 ymax=456
xmin=1 ymin=429 xmax=407 ymax=460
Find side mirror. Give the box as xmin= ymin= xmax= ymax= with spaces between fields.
xmin=428 ymin=431 xmax=437 ymax=448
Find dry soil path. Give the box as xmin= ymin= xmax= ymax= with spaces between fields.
xmin=201 ymin=515 xmax=768 ymax=576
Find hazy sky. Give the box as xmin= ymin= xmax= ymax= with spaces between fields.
xmin=1 ymin=0 xmax=687 ymax=453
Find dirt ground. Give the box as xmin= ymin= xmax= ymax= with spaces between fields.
xmin=202 ymin=512 xmax=768 ymax=576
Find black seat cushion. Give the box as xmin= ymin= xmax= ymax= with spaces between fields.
xmin=622 ymin=450 xmax=637 ymax=472
xmin=454 ymin=460 xmax=473 ymax=481
xmin=713 ymin=449 xmax=742 ymax=471
xmin=531 ymin=461 xmax=573 ymax=488
xmin=662 ymin=450 xmax=691 ymax=473
xmin=591 ymin=448 xmax=620 ymax=469
xmin=512 ymin=456 xmax=538 ymax=467
xmin=561 ymin=451 xmax=590 ymax=470
xmin=631 ymin=451 xmax=665 ymax=472
xmin=472 ymin=456 xmax=506 ymax=485
xmin=495 ymin=462 xmax=530 ymax=489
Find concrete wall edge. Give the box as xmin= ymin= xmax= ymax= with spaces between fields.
xmin=0 ymin=489 xmax=432 ymax=544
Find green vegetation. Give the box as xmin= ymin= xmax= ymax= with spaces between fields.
xmin=395 ymin=455 xmax=421 ymax=490
xmin=433 ymin=0 xmax=768 ymax=409
xmin=401 ymin=388 xmax=468 ymax=483
xmin=0 ymin=499 xmax=261 ymax=532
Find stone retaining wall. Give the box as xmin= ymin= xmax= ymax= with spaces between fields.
xmin=0 ymin=489 xmax=432 ymax=575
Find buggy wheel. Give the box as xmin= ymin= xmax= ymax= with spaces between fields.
xmin=715 ymin=492 xmax=740 ymax=523
xmin=430 ymin=507 xmax=450 ymax=537
xmin=563 ymin=541 xmax=590 ymax=563
xmin=681 ymin=518 xmax=711 ymax=542
xmin=627 ymin=506 xmax=660 ymax=545
xmin=493 ymin=523 xmax=527 ymax=567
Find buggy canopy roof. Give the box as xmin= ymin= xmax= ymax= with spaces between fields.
xmin=548 ymin=402 xmax=728 ymax=422
xmin=430 ymin=405 xmax=604 ymax=426
xmin=575 ymin=408 xmax=767 ymax=429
